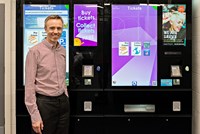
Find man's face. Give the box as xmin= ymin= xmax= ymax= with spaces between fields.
xmin=45 ymin=19 xmax=63 ymax=44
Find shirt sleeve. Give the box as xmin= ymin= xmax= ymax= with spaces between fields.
xmin=24 ymin=49 xmax=42 ymax=123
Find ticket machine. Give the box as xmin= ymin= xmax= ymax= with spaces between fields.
xmin=16 ymin=0 xmax=192 ymax=134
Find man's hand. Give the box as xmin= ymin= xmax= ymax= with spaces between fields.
xmin=32 ymin=121 xmax=44 ymax=134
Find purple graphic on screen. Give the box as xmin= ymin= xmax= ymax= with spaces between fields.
xmin=74 ymin=4 xmax=98 ymax=46
xmin=112 ymin=5 xmax=157 ymax=86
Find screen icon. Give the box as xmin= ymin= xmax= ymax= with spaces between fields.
xmin=144 ymin=49 xmax=150 ymax=56
xmin=131 ymin=42 xmax=141 ymax=56
xmin=112 ymin=80 xmax=116 ymax=84
xmin=152 ymin=81 xmax=157 ymax=86
xmin=119 ymin=42 xmax=129 ymax=56
xmin=132 ymin=81 xmax=137 ymax=86
xmin=143 ymin=42 xmax=150 ymax=48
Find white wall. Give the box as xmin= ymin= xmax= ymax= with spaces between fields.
xmin=192 ymin=0 xmax=200 ymax=134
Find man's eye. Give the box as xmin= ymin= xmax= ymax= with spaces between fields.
xmin=57 ymin=27 xmax=62 ymax=30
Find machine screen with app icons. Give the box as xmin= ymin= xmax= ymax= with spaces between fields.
xmin=111 ymin=5 xmax=158 ymax=86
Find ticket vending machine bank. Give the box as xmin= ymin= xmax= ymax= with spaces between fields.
xmin=16 ymin=0 xmax=192 ymax=134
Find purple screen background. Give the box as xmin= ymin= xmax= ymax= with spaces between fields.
xmin=112 ymin=5 xmax=157 ymax=86
xmin=74 ymin=4 xmax=98 ymax=46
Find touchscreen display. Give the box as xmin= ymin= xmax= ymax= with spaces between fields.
xmin=23 ymin=4 xmax=69 ymax=85
xmin=112 ymin=5 xmax=158 ymax=86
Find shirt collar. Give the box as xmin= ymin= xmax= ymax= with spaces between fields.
xmin=43 ymin=39 xmax=61 ymax=50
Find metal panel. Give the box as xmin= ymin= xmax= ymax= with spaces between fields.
xmin=0 ymin=3 xmax=5 ymax=131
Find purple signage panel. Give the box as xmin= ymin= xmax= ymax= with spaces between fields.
xmin=112 ymin=5 xmax=158 ymax=86
xmin=74 ymin=4 xmax=98 ymax=46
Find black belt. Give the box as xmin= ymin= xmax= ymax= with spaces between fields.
xmin=36 ymin=93 xmax=66 ymax=100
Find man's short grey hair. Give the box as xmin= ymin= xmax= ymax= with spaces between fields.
xmin=44 ymin=15 xmax=64 ymax=28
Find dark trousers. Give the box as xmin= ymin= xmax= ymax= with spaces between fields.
xmin=32 ymin=93 xmax=70 ymax=134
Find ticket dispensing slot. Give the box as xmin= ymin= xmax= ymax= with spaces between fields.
xmin=124 ymin=104 xmax=155 ymax=113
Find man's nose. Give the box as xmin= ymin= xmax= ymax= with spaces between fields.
xmin=54 ymin=29 xmax=58 ymax=33
xmin=53 ymin=28 xmax=60 ymax=33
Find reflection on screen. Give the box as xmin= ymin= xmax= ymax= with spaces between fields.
xmin=23 ymin=4 xmax=69 ymax=85
xmin=112 ymin=5 xmax=158 ymax=86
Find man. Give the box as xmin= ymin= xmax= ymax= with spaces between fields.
xmin=25 ymin=15 xmax=69 ymax=134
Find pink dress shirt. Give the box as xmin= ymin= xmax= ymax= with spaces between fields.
xmin=25 ymin=39 xmax=68 ymax=123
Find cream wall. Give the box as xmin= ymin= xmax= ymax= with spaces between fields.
xmin=0 ymin=0 xmax=16 ymax=134
xmin=192 ymin=0 xmax=200 ymax=134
